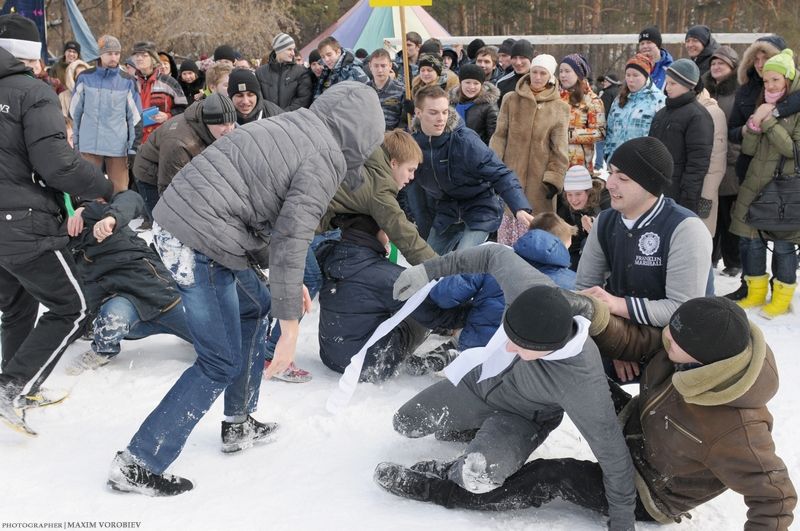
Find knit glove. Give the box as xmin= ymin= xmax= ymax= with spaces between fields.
xmin=393 ymin=264 xmax=430 ymax=301
xmin=544 ymin=183 xmax=559 ymax=200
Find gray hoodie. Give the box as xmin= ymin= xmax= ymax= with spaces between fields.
xmin=153 ymin=81 xmax=384 ymax=320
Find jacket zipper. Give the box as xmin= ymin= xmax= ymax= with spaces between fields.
xmin=664 ymin=415 xmax=702 ymax=444
xmin=640 ymin=382 xmax=673 ymax=420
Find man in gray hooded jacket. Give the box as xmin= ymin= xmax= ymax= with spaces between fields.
xmin=107 ymin=81 xmax=385 ymax=496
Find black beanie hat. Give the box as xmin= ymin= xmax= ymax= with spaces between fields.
xmin=609 ymin=137 xmax=673 ymax=197
xmin=510 ymin=39 xmax=534 ymax=61
xmin=638 ymin=26 xmax=662 ymax=48
xmin=0 ymin=14 xmax=41 ymax=60
xmin=201 ymin=93 xmax=237 ymax=125
xmin=756 ymin=34 xmax=787 ymax=52
xmin=227 ymin=68 xmax=262 ymax=99
xmin=503 ymin=286 xmax=574 ymax=352
xmin=685 ymin=25 xmax=712 ymax=47
xmin=63 ymin=40 xmax=81 ymax=54
xmin=669 ymin=297 xmax=750 ymax=364
xmin=214 ymin=44 xmax=239 ymax=62
xmin=459 ymin=63 xmax=485 ymax=84
xmin=498 ymin=38 xmax=516 ymax=56
xmin=467 ymin=38 xmax=485 ymax=60
xmin=419 ymin=40 xmax=441 ymax=56
xmin=179 ymin=60 xmax=199 ymax=75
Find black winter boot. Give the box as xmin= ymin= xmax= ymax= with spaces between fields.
xmin=107 ymin=451 xmax=193 ymax=496
xmin=0 ymin=377 xmax=35 ymax=436
xmin=374 ymin=462 xmax=435 ymax=502
xmin=724 ymin=278 xmax=748 ymax=301
xmin=221 ymin=415 xmax=278 ymax=453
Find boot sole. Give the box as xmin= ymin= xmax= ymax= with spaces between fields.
xmin=0 ymin=413 xmax=37 ymax=437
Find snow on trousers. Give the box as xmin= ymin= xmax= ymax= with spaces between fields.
xmin=126 ymin=230 xmax=270 ymax=474
xmin=393 ymin=379 xmax=563 ymax=492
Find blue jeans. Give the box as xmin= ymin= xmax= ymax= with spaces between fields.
xmin=594 ymin=141 xmax=605 ymax=170
xmin=264 ymin=231 xmax=339 ymax=360
xmin=127 ymin=244 xmax=271 ymax=474
xmin=135 ymin=180 xmax=160 ymax=219
xmin=403 ymin=181 xmax=436 ymax=240
xmin=92 ymin=296 xmax=192 ymax=356
xmin=739 ymin=236 xmax=798 ymax=284
xmin=427 ymin=223 xmax=490 ymax=255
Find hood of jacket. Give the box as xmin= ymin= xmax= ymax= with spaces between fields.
xmin=670 ymin=322 xmax=778 ymax=408
xmin=0 ymin=47 xmax=30 ymax=79
xmin=183 ymin=100 xmax=217 ymax=146
xmin=514 ymin=74 xmax=560 ymax=102
xmin=65 ymin=59 xmax=91 ymax=91
xmin=738 ymin=40 xmax=782 ymax=85
xmin=694 ymin=38 xmax=720 ymax=65
xmin=655 ymin=48 xmax=674 ymax=68
xmin=310 ymin=81 xmax=384 ymax=191
xmin=513 ymin=229 xmax=572 ymax=269
xmin=701 ymin=69 xmax=738 ymax=98
xmin=449 ymin=81 xmax=500 ymax=106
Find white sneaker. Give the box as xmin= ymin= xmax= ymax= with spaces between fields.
xmin=66 ymin=350 xmax=112 ymax=375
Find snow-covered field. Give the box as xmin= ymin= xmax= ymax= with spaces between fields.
xmin=1 ymin=266 xmax=797 ymax=531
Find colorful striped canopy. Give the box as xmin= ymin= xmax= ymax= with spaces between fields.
xmin=299 ymin=0 xmax=450 ymax=60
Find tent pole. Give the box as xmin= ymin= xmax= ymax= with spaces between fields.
xmin=399 ymin=6 xmax=412 ymax=124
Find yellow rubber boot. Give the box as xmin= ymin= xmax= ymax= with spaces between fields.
xmin=737 ymin=274 xmax=769 ymax=309
xmin=760 ymin=280 xmax=796 ymax=319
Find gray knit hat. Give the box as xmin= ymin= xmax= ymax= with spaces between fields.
xmin=272 ymin=33 xmax=295 ymax=53
xmin=97 ymin=35 xmax=122 ymax=55
xmin=666 ymin=58 xmax=700 ymax=89
xmin=202 ymin=93 xmax=237 ymax=125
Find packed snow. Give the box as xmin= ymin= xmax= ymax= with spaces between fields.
xmin=1 ymin=262 xmax=797 ymax=531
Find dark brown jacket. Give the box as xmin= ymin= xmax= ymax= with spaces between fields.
xmin=133 ymin=99 xmax=216 ymax=194
xmin=591 ymin=304 xmax=796 ymax=529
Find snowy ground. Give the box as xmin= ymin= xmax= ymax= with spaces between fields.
xmin=1 ymin=259 xmax=798 ymax=530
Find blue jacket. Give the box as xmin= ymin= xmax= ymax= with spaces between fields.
xmin=651 ymin=48 xmax=673 ymax=90
xmin=429 ymin=229 xmax=575 ymax=350
xmin=412 ymin=112 xmax=531 ymax=233
xmin=71 ymin=66 xmax=141 ymax=157
xmin=604 ymin=79 xmax=665 ymax=162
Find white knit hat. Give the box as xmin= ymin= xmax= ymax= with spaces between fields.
xmin=563 ymin=165 xmax=593 ymax=191
xmin=530 ymin=53 xmax=558 ymax=84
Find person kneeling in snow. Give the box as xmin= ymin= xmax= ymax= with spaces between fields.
xmin=376 ymin=244 xmax=637 ymax=530
xmin=376 ymin=294 xmax=797 ymax=529
xmin=316 ymin=214 xmax=467 ymax=382
xmin=65 ymin=191 xmax=193 ymax=375
xmin=422 ymin=212 xmax=576 ymax=360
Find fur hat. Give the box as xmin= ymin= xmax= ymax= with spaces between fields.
xmin=418 ymin=53 xmax=443 ymax=76
xmin=0 ymin=14 xmax=41 ymax=60
xmin=669 ymin=297 xmax=749 ymax=364
xmin=639 ymin=26 xmax=662 ymax=48
xmin=609 ymin=137 xmax=673 ymax=197
xmin=667 ymin=58 xmax=701 ymax=89
xmin=466 ymin=38 xmax=485 ymax=60
xmin=504 ymin=286 xmax=575 ymax=352
xmin=201 ymin=93 xmax=237 ymax=125
xmin=626 ymin=53 xmax=653 ymax=78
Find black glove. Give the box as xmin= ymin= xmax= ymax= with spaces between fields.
xmin=402 ymin=99 xmax=416 ymax=119
xmin=544 ymin=183 xmax=559 ymax=200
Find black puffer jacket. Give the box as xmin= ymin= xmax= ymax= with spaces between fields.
xmin=599 ymin=84 xmax=619 ymax=121
xmin=649 ymin=91 xmax=714 ymax=214
xmin=68 ymin=191 xmax=180 ymax=320
xmin=0 ymin=47 xmax=112 ymax=265
xmin=692 ymin=38 xmax=719 ymax=77
xmin=449 ymin=82 xmax=499 ymax=144
xmin=255 ymin=52 xmax=313 ymax=111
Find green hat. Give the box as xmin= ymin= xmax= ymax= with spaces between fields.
xmin=763 ymin=48 xmax=796 ymax=81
